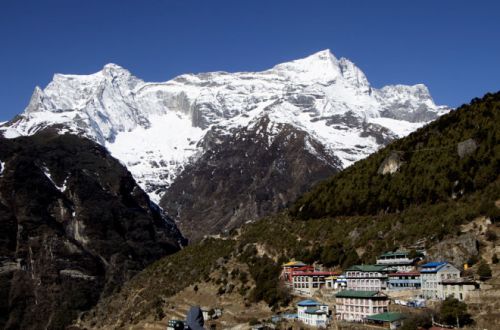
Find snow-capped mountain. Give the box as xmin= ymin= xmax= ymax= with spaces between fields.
xmin=2 ymin=50 xmax=449 ymax=238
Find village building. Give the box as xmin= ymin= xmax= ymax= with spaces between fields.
xmin=292 ymin=270 xmax=338 ymax=295
xmin=296 ymin=299 xmax=329 ymax=328
xmin=376 ymin=251 xmax=416 ymax=272
xmin=345 ymin=265 xmax=393 ymax=291
xmin=325 ymin=275 xmax=347 ymax=290
xmin=387 ymin=272 xmax=421 ymax=290
xmin=366 ymin=312 xmax=406 ymax=329
xmin=335 ymin=290 xmax=390 ymax=322
xmin=420 ymin=262 xmax=460 ymax=299
xmin=440 ymin=277 xmax=480 ymax=301
xmin=280 ymin=260 xmax=310 ymax=283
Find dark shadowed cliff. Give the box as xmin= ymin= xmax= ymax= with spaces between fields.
xmin=0 ymin=131 xmax=185 ymax=329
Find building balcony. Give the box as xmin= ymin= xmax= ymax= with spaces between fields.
xmin=388 ymin=279 xmax=421 ymax=284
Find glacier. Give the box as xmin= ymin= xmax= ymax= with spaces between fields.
xmin=1 ymin=49 xmax=449 ymax=202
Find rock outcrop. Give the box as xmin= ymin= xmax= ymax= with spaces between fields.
xmin=160 ymin=116 xmax=341 ymax=240
xmin=426 ymin=233 xmax=479 ymax=267
xmin=377 ymin=151 xmax=403 ymax=175
xmin=0 ymin=131 xmax=184 ymax=329
xmin=457 ymin=138 xmax=478 ymax=158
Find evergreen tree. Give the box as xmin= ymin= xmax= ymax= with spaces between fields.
xmin=439 ymin=297 xmax=472 ymax=327
xmin=477 ymin=260 xmax=492 ymax=280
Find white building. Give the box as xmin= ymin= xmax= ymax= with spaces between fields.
xmin=387 ymin=272 xmax=421 ymax=290
xmin=292 ymin=271 xmax=338 ymax=295
xmin=335 ymin=290 xmax=389 ymax=322
xmin=345 ymin=265 xmax=392 ymax=291
xmin=376 ymin=251 xmax=416 ymax=272
xmin=440 ymin=278 xmax=479 ymax=301
xmin=297 ymin=299 xmax=329 ymax=328
xmin=325 ymin=275 xmax=347 ymax=290
xmin=420 ymin=262 xmax=460 ymax=299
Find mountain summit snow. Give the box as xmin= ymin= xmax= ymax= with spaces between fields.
xmin=2 ymin=50 xmax=449 ymax=208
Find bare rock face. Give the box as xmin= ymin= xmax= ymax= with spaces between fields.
xmin=2 ymin=50 xmax=449 ymax=207
xmin=377 ymin=151 xmax=403 ymax=175
xmin=457 ymin=138 xmax=478 ymax=158
xmin=0 ymin=131 xmax=184 ymax=329
xmin=426 ymin=232 xmax=479 ymax=267
xmin=160 ymin=116 xmax=342 ymax=241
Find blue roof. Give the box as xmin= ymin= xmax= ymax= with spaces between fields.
xmin=420 ymin=262 xmax=447 ymax=273
xmin=297 ymin=299 xmax=321 ymax=307
xmin=421 ymin=262 xmax=446 ymax=268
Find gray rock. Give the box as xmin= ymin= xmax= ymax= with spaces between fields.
xmin=426 ymin=233 xmax=479 ymax=267
xmin=457 ymin=138 xmax=478 ymax=158
xmin=378 ymin=151 xmax=403 ymax=175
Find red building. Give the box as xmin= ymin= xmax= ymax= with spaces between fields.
xmin=281 ymin=260 xmax=338 ymax=295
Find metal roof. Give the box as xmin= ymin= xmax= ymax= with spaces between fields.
xmin=366 ymin=312 xmax=406 ymax=322
xmin=388 ymin=272 xmax=420 ymax=276
xmin=420 ymin=262 xmax=448 ymax=273
xmin=304 ymin=307 xmax=327 ymax=315
xmin=297 ymin=299 xmax=322 ymax=306
xmin=421 ymin=261 xmax=446 ymax=268
xmin=335 ymin=290 xmax=386 ymax=298
xmin=346 ymin=264 xmax=389 ymax=272
xmin=292 ymin=271 xmax=338 ymax=276
xmin=379 ymin=251 xmax=409 ymax=257
xmin=282 ymin=260 xmax=306 ymax=267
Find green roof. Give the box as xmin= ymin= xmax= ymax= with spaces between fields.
xmin=346 ymin=264 xmax=389 ymax=272
xmin=366 ymin=312 xmax=406 ymax=322
xmin=304 ymin=307 xmax=326 ymax=315
xmin=335 ymin=290 xmax=382 ymax=298
xmin=379 ymin=251 xmax=409 ymax=257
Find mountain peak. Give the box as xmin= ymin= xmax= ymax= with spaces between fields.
xmin=271 ymin=49 xmax=342 ymax=82
xmin=4 ymin=51 xmax=449 ymax=205
xmin=307 ymin=48 xmax=337 ymax=61
xmin=102 ymin=63 xmax=131 ymax=77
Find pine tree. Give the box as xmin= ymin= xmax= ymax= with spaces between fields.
xmin=477 ymin=260 xmax=492 ymax=280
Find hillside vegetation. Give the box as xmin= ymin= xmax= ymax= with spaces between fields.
xmin=78 ymin=92 xmax=500 ymax=328
xmin=291 ymin=92 xmax=499 ymax=219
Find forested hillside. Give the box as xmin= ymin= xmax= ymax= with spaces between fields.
xmin=291 ymin=92 xmax=499 ymax=220
xmin=78 ymin=92 xmax=500 ymax=328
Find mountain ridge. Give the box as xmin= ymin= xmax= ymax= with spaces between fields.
xmin=1 ymin=49 xmax=450 ymax=238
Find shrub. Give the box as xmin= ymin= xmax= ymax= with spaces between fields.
xmin=217 ymin=286 xmax=225 ymax=295
xmin=477 ymin=260 xmax=492 ymax=280
xmin=248 ymin=318 xmax=260 ymax=326
xmin=400 ymin=309 xmax=433 ymax=330
xmin=438 ymin=297 xmax=472 ymax=327
xmin=485 ymin=229 xmax=497 ymax=241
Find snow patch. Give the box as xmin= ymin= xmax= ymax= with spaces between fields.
xmin=1 ymin=127 xmax=21 ymax=138
xmin=106 ymin=112 xmax=206 ymax=203
xmin=42 ymin=167 xmax=67 ymax=192
xmin=369 ymin=117 xmax=426 ymax=138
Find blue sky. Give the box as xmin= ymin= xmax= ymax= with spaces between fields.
xmin=1 ymin=0 xmax=499 ymax=121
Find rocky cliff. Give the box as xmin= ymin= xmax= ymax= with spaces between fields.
xmin=1 ymin=49 xmax=449 ymax=240
xmin=161 ymin=116 xmax=341 ymax=240
xmin=0 ymin=131 xmax=184 ymax=329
